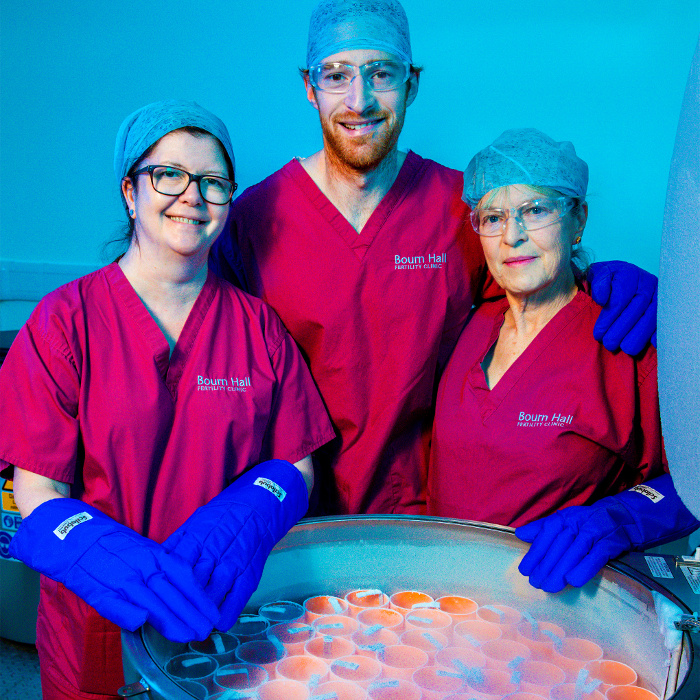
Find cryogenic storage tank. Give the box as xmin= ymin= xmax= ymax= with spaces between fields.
xmin=120 ymin=517 xmax=700 ymax=699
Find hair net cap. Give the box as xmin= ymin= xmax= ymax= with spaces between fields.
xmin=463 ymin=128 xmax=588 ymax=206
xmin=114 ymin=99 xmax=235 ymax=181
xmin=306 ymin=0 xmax=412 ymax=68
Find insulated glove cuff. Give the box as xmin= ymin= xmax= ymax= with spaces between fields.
xmin=227 ymin=459 xmax=309 ymax=532
xmin=11 ymin=498 xmax=121 ymax=576
xmin=10 ymin=496 xmax=220 ymax=641
xmin=595 ymin=474 xmax=700 ymax=549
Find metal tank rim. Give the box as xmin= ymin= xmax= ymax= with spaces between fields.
xmin=120 ymin=515 xmax=699 ymax=699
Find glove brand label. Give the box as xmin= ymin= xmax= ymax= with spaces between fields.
xmin=53 ymin=512 xmax=93 ymax=540
xmin=629 ymin=484 xmax=665 ymax=503
xmin=254 ymin=478 xmax=286 ymax=502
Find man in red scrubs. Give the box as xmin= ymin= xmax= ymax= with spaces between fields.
xmin=212 ymin=0 xmax=486 ymax=515
xmin=210 ymin=0 xmax=656 ymax=516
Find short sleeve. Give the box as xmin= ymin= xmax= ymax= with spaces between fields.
xmin=0 ymin=319 xmax=81 ymax=482
xmin=260 ymin=321 xmax=336 ymax=465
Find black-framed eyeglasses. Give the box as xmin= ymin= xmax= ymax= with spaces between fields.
xmin=130 ymin=165 xmax=237 ymax=205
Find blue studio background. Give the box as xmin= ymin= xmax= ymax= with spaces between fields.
xmin=1 ymin=0 xmax=699 ymax=329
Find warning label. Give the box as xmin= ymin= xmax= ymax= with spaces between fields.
xmin=2 ymin=479 xmax=18 ymax=513
xmin=645 ymin=556 xmax=674 ymax=579
xmin=1 ymin=479 xmax=21 ymax=561
xmin=679 ymin=564 xmax=700 ymax=595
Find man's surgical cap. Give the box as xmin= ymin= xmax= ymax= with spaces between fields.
xmin=463 ymin=128 xmax=588 ymax=206
xmin=114 ymin=99 xmax=235 ymax=182
xmin=306 ymin=0 xmax=412 ymax=68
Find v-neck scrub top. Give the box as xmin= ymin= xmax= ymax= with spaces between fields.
xmin=210 ymin=153 xmax=489 ymax=514
xmin=428 ymin=291 xmax=666 ymax=527
xmin=0 ymin=263 xmax=335 ymax=697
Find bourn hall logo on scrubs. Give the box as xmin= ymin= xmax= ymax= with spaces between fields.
xmin=394 ymin=251 xmax=447 ymax=271
xmin=516 ymin=410 xmax=574 ymax=428
xmin=196 ymin=374 xmax=252 ymax=393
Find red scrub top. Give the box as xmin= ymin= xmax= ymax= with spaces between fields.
xmin=210 ymin=152 xmax=489 ymax=514
xmin=428 ymin=291 xmax=666 ymax=527
xmin=0 ymin=263 xmax=335 ymax=698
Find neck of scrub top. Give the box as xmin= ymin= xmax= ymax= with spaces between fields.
xmin=302 ymin=145 xmax=407 ymax=232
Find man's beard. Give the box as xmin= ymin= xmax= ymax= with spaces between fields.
xmin=320 ymin=109 xmax=405 ymax=172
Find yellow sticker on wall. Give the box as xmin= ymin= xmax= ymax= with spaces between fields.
xmin=2 ymin=479 xmax=19 ymax=513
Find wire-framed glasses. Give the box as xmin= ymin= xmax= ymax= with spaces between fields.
xmin=470 ymin=196 xmax=579 ymax=237
xmin=131 ymin=165 xmax=237 ymax=205
xmin=308 ymin=59 xmax=411 ymax=93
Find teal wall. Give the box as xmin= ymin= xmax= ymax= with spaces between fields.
xmin=1 ymin=0 xmax=698 ymax=328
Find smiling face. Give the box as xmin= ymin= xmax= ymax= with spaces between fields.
xmin=477 ymin=184 xmax=587 ymax=303
xmin=121 ymin=130 xmax=231 ymax=263
xmin=305 ymin=49 xmax=418 ymax=172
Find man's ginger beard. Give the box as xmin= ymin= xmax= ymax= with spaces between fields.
xmin=319 ymin=104 xmax=406 ymax=173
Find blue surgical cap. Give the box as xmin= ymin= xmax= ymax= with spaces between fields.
xmin=463 ymin=128 xmax=588 ymax=206
xmin=114 ymin=99 xmax=235 ymax=182
xmin=306 ymin=0 xmax=412 ymax=68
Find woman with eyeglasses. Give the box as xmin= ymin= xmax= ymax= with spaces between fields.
xmin=428 ymin=128 xmax=698 ymax=594
xmin=0 ymin=100 xmax=335 ymax=699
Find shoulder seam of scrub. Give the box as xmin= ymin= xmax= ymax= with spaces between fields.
xmin=25 ymin=310 xmax=78 ymax=372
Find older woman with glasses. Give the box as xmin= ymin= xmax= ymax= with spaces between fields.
xmin=0 ymin=100 xmax=334 ymax=699
xmin=428 ymin=128 xmax=698 ymax=593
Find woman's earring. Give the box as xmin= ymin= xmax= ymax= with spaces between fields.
xmin=574 ymin=235 xmax=582 ymax=245
xmin=129 ymin=209 xmax=134 ymax=217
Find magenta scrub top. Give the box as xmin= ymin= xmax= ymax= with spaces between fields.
xmin=428 ymin=291 xmax=666 ymax=527
xmin=0 ymin=263 xmax=335 ymax=697
xmin=211 ymin=152 xmax=490 ymax=514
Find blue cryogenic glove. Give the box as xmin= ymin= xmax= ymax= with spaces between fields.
xmin=9 ymin=498 xmax=220 ymax=641
xmin=588 ymin=261 xmax=657 ymax=354
xmin=163 ymin=459 xmax=308 ymax=631
xmin=516 ymin=475 xmax=700 ymax=593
